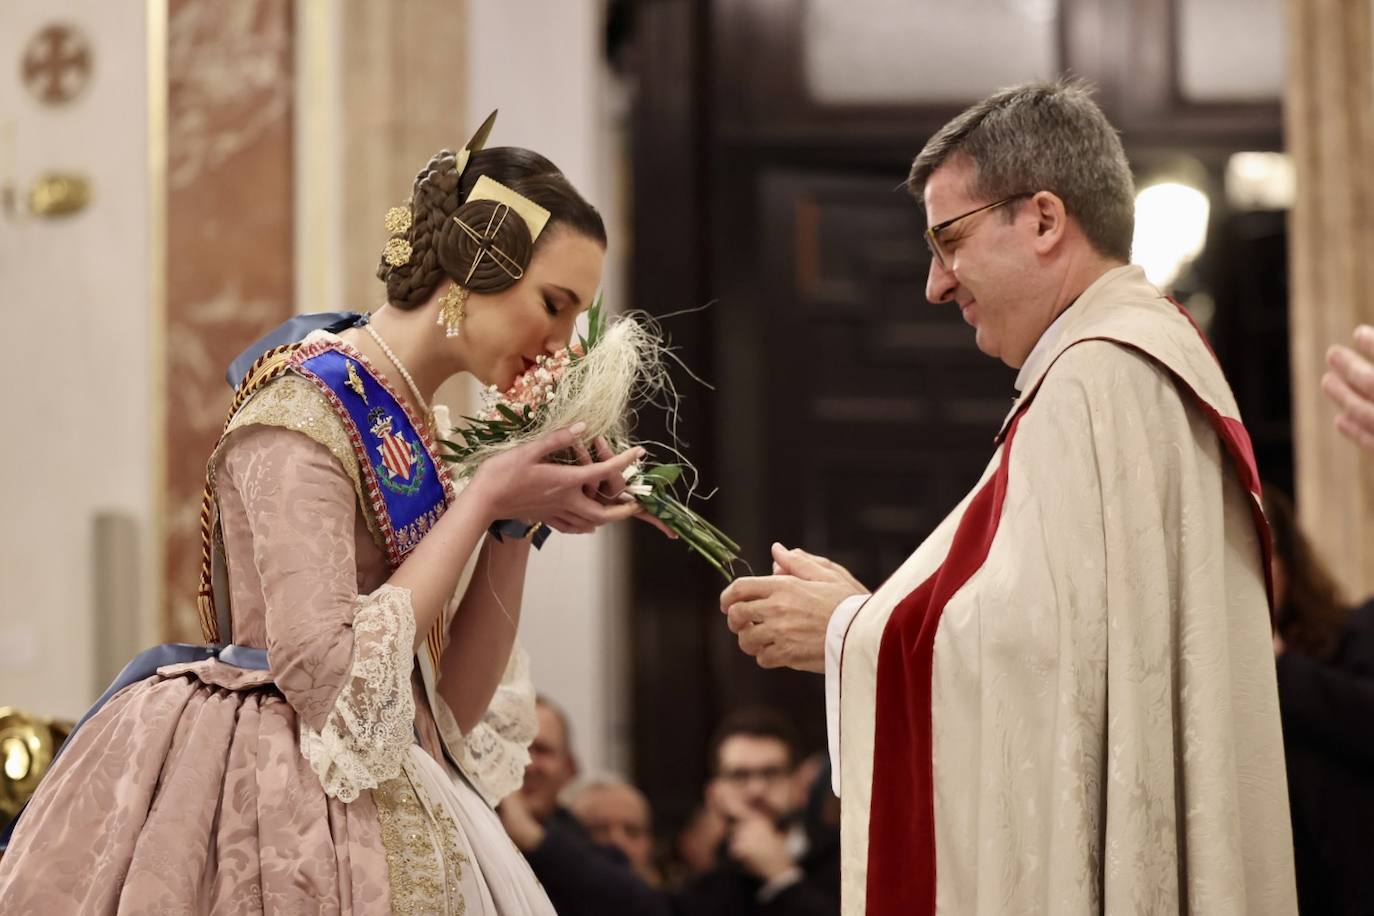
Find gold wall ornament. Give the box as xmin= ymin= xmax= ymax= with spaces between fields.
xmin=437 ymin=282 xmax=468 ymax=338
xmin=383 ymin=237 xmax=412 ymax=267
xmin=21 ymin=24 xmax=94 ymax=106
xmin=27 ymin=171 xmax=92 ymax=217
xmin=0 ymin=707 xmax=71 ymax=823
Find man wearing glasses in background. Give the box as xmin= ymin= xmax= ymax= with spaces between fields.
xmin=676 ymin=708 xmax=839 ymax=916
xmin=720 ymin=80 xmax=1297 ymax=914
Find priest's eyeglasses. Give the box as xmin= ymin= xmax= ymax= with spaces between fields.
xmin=924 ymin=192 xmax=1035 ymax=268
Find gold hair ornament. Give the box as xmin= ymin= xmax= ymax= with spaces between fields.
xmin=438 ymin=283 xmax=467 ymax=338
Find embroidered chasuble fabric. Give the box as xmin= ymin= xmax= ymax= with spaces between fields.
xmin=0 ymin=333 xmax=552 ymax=915
xmin=828 ymin=267 xmax=1297 ymax=915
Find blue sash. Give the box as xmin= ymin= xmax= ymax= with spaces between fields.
xmin=0 ymin=643 xmax=271 ymax=852
xmin=290 ymin=340 xmax=451 ymax=567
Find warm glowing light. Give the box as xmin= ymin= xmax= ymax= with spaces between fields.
xmin=2 ymin=736 xmax=30 ymax=781
xmin=1225 ymin=152 xmax=1294 ymax=210
xmin=1132 ymin=182 xmax=1210 ymax=290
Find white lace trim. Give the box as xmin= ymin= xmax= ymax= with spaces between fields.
xmin=434 ymin=643 xmax=539 ymax=807
xmin=299 ymin=584 xmax=417 ymax=802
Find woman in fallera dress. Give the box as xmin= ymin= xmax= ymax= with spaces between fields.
xmin=0 ymin=117 xmax=648 ymax=914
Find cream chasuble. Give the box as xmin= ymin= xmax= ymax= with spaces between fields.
xmin=830 ymin=266 xmax=1297 ymax=915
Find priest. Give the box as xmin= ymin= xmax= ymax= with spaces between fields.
xmin=720 ymin=81 xmax=1297 ymax=915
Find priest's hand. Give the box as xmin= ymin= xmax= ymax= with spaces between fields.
xmin=1323 ymin=325 xmax=1374 ymax=453
xmin=720 ymin=542 xmax=868 ymax=673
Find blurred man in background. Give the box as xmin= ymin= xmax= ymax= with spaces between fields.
xmin=571 ymin=775 xmax=661 ymax=886
xmin=676 ymin=708 xmax=838 ymax=916
xmin=499 ymin=696 xmax=668 ymax=916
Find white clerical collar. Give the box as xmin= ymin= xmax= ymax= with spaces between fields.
xmin=1014 ymin=304 xmax=1076 ymax=393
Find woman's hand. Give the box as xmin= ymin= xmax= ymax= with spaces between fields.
xmin=572 ymin=436 xmax=678 ymax=540
xmin=467 ymin=423 xmax=645 ymax=534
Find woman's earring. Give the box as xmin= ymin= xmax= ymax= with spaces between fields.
xmin=437 ymin=283 xmax=468 ymax=338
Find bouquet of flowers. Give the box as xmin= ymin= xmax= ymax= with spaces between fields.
xmin=439 ymin=299 xmax=741 ymax=580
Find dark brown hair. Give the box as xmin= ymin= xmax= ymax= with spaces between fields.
xmin=1265 ymin=485 xmax=1349 ymax=659
xmin=707 ymin=707 xmax=800 ymax=775
xmin=907 ymin=79 xmax=1135 ymax=262
xmin=378 ymin=146 xmax=607 ymax=309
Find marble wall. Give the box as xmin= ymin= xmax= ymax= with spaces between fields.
xmin=1285 ymin=0 xmax=1374 ymax=597
xmin=0 ymin=2 xmax=157 ymax=717
xmin=163 ymin=0 xmax=295 ymax=640
xmin=466 ymin=0 xmax=633 ymax=776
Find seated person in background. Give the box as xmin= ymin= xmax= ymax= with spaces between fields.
xmin=498 ymin=695 xmax=669 ymax=916
xmin=571 ymin=774 xmax=661 ymax=886
xmin=1322 ymin=324 xmax=1374 ymax=451
xmin=1266 ymin=486 xmax=1374 ymax=916
xmin=675 ymin=707 xmax=839 ymax=916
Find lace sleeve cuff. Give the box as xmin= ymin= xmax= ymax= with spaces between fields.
xmin=298 ymin=584 xmax=417 ymax=801
xmin=434 ymin=643 xmax=539 ymax=807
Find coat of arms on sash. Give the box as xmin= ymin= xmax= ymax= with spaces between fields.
xmin=368 ymin=406 xmax=425 ymax=494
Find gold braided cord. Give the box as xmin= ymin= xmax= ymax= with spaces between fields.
xmin=427 ymin=623 xmax=444 ymax=673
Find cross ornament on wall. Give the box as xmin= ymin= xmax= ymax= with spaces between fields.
xmin=21 ymin=24 xmax=93 ymax=107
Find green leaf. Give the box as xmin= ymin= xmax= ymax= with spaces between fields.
xmin=642 ymin=464 xmax=682 ymax=485
xmin=584 ymin=293 xmax=605 ymax=350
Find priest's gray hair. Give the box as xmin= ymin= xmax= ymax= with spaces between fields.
xmin=907 ymin=79 xmax=1135 ymax=262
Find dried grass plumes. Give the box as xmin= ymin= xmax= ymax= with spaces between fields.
xmin=449 ymin=312 xmax=678 ymax=474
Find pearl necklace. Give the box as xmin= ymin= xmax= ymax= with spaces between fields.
xmin=363 ymin=321 xmax=433 ymax=423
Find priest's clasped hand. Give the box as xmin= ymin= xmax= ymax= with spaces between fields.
xmin=719 ymin=543 xmax=867 ymax=673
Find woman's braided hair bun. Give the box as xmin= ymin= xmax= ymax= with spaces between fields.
xmin=377 ymin=149 xmax=464 ymax=309
xmin=435 ymin=198 xmax=533 ymax=295
xmin=377 ymin=145 xmax=607 ymax=310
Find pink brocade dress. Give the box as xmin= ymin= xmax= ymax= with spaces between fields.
xmin=0 ymin=373 xmax=551 ymax=915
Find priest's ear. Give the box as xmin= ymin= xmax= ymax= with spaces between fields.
xmin=1028 ymin=190 xmax=1069 ymax=255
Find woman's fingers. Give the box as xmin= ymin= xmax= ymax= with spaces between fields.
xmin=570 ymin=493 xmax=640 ymax=525
xmin=548 ymin=515 xmax=593 ymax=535
xmin=577 ymin=446 xmax=645 ymax=490
xmin=528 ymin=422 xmax=588 ymax=461
xmin=569 ymin=439 xmax=599 ymax=499
xmin=546 ymin=500 xmax=634 ymax=534
xmin=594 ymin=437 xmax=628 ymax=499
xmin=571 ymin=439 xmax=595 ymax=466
xmin=634 ymin=508 xmax=678 ymax=539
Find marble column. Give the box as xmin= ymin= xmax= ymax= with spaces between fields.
xmin=162 ymin=0 xmax=294 ymax=639
xmin=1285 ymin=0 xmax=1374 ymax=596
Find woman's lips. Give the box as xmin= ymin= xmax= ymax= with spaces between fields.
xmin=959 ymin=300 xmax=977 ymax=324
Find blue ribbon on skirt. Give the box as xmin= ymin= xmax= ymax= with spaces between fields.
xmin=0 ymin=643 xmax=270 ymax=853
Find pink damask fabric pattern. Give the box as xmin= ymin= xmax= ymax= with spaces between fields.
xmin=0 ymin=426 xmax=422 ymax=913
